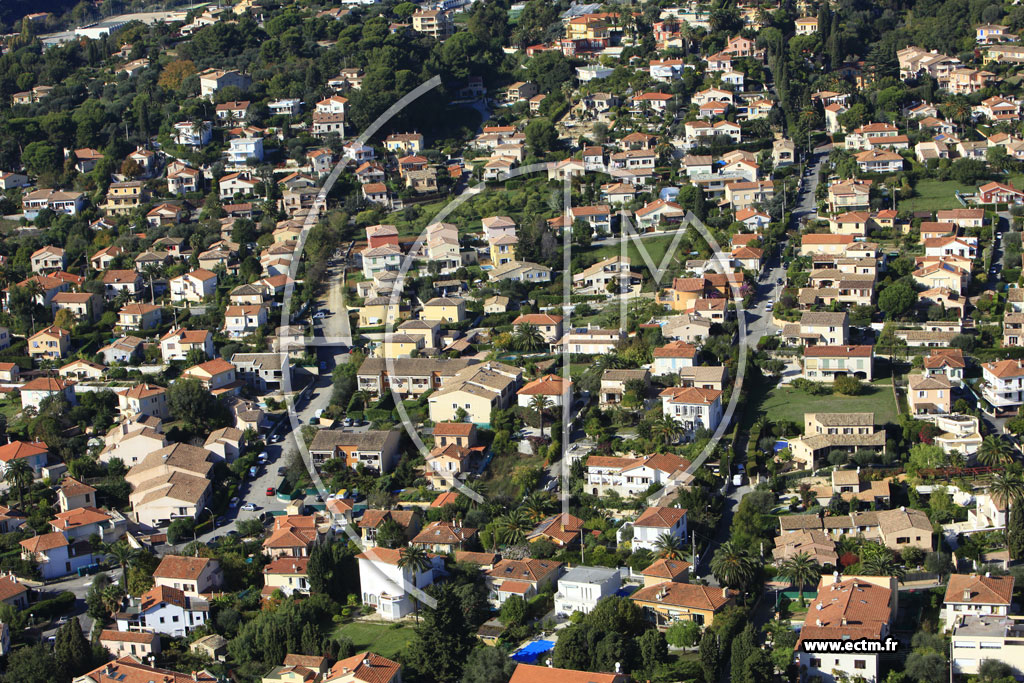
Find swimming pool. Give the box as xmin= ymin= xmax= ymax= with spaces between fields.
xmin=510 ymin=639 xmax=556 ymax=664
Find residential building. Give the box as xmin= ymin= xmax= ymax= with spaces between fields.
xmin=356 ymin=547 xmax=442 ymax=620
xmin=427 ymin=361 xmax=522 ymax=424
xmin=631 ymin=581 xmax=733 ymax=627
xmin=114 ymin=585 xmax=209 ymax=637
xmin=485 ymin=558 xmax=563 ymax=606
xmin=801 ymin=345 xmax=874 ymax=382
xmin=307 ymin=429 xmax=401 ymax=472
xmin=630 ymin=506 xmax=688 ymax=553
xmin=943 ymin=574 xmax=1014 ymax=628
xmin=554 ymin=566 xmax=621 ymax=616
xmin=153 ymin=555 xmax=222 ymax=599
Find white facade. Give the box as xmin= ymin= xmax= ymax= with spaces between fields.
xmin=356 ymin=551 xmax=441 ymax=620
xmin=653 ymin=355 xmax=695 ymax=376
xmin=554 ymin=566 xmax=621 ymax=616
xmin=227 ymin=136 xmax=264 ymax=164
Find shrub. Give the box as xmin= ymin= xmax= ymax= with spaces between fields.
xmin=833 ymin=375 xmax=862 ymax=396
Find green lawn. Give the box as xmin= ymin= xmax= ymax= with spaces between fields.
xmin=333 ymin=621 xmax=417 ymax=659
xmin=756 ymin=382 xmax=899 ymax=427
xmin=583 ymin=234 xmax=690 ymax=270
xmin=900 ymin=179 xmax=975 ymax=212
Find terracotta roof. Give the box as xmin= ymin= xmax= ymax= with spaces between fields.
xmin=154 ymin=555 xmax=215 ymax=581
xmin=984 ymin=359 xmax=1024 ymax=379
xmin=20 ymin=531 xmax=68 ymax=553
xmin=357 ymin=509 xmax=418 ymax=530
xmin=50 ymin=506 xmax=111 ymax=531
xmin=518 ymin=373 xmax=571 ymax=396
xmin=411 ymin=520 xmax=477 ymax=546
xmin=432 ymin=422 xmax=474 ymax=437
xmin=77 ymin=657 xmax=216 ymax=683
xmin=509 ymin=664 xmax=627 ymax=683
xmin=796 ymin=578 xmax=892 ymax=646
xmin=328 ymin=652 xmax=401 ymax=683
xmin=263 ymin=556 xmax=310 ymax=575
xmin=487 ymin=558 xmax=563 ymax=583
xmin=634 ymin=506 xmax=687 ymax=528
xmin=803 ymin=345 xmax=873 ymax=358
xmin=640 ymin=558 xmax=691 ymax=579
xmin=632 ymin=581 xmax=733 ymax=611
xmin=0 ymin=441 xmax=47 ymax=463
xmin=945 ymin=573 xmax=1014 ymax=606
xmin=653 ymin=341 xmax=698 ymax=358
xmin=100 ymin=630 xmax=158 ymax=644
xmin=0 ymin=575 xmax=27 ymax=602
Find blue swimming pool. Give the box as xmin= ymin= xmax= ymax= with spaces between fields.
xmin=510 ymin=639 xmax=556 ymax=664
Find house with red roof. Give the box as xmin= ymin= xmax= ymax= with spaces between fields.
xmin=115 ymin=585 xmax=209 ymax=637
xmin=517 ymin=373 xmax=572 ymax=408
xmin=629 ymin=506 xmax=688 ymax=553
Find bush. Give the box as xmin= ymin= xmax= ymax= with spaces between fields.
xmin=791 ymin=378 xmax=832 ymax=395
xmin=833 ymin=375 xmax=863 ymax=396
xmin=31 ymin=591 xmax=75 ymax=620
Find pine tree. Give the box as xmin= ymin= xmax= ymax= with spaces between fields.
xmin=300 ymin=622 xmax=321 ymax=655
xmin=406 ymin=586 xmax=476 ymax=683
xmin=1009 ymin=503 xmax=1024 ymax=560
xmin=729 ymin=624 xmax=756 ymax=683
xmin=54 ymin=617 xmax=91 ymax=680
xmin=699 ymin=629 xmax=720 ymax=683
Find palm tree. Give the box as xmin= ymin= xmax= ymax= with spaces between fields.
xmin=651 ymin=415 xmax=681 ymax=447
xmin=104 ymin=541 xmax=140 ymax=585
xmin=529 ymin=394 xmax=554 ymax=438
xmin=3 ymin=459 xmax=32 ymax=511
xmin=858 ymin=544 xmax=905 ymax=579
xmin=978 ymin=435 xmax=1014 ymax=467
xmin=989 ymin=472 xmax=1024 ymax=511
xmin=101 ymin=584 xmax=125 ymax=618
xmin=495 ymin=509 xmax=532 ymax=547
xmin=777 ymin=552 xmax=821 ymax=606
xmin=397 ymin=545 xmax=432 ymax=623
xmin=513 ymin=323 xmax=544 ymax=353
xmin=522 ymin=492 xmax=553 ymax=524
xmin=710 ymin=541 xmax=757 ymax=590
xmin=654 ymin=532 xmax=685 ymax=560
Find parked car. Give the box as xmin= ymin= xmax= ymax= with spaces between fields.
xmin=241 ymin=503 xmax=259 ymax=512
xmin=266 ymin=487 xmax=276 ymax=496
xmin=228 ymin=497 xmax=240 ymax=508
xmin=277 ymin=467 xmax=287 ymax=476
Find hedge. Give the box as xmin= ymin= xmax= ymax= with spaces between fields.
xmin=31 ymin=591 xmax=75 ymax=619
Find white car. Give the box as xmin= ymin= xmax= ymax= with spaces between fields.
xmin=241 ymin=503 xmax=259 ymax=512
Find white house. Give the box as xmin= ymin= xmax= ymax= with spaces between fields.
xmin=169 ymin=269 xmax=218 ymax=303
xmin=585 ymin=453 xmax=692 ymax=498
xmin=516 ymin=374 xmax=572 ymax=409
xmin=796 ymin=577 xmax=894 ymax=683
xmin=554 ymin=566 xmax=621 ymax=617
xmin=942 ymin=574 xmax=1014 ymax=629
xmin=227 ymin=136 xmax=263 ymax=164
xmin=114 ymin=585 xmax=209 ymax=637
xmin=355 ymin=547 xmax=442 ymax=620
xmin=659 ymin=386 xmax=723 ymax=435
xmin=629 ymin=506 xmax=688 ymax=553
xmin=981 ymin=359 xmax=1024 ymax=412
xmin=173 ymin=121 xmax=212 ymax=147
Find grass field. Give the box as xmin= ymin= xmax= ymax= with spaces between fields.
xmin=583 ymin=234 xmax=691 ymax=270
xmin=755 ymin=381 xmax=899 ymax=426
xmin=334 ymin=621 xmax=417 ymax=659
xmin=899 ymin=179 xmax=975 ymax=212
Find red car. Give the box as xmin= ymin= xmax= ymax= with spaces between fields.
xmin=266 ymin=487 xmax=275 ymax=496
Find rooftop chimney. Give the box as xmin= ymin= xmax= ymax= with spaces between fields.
xmin=965 ymin=590 xmax=972 ymax=601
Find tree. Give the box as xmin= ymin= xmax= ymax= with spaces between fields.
xmin=978 ymin=659 xmax=1015 ymax=682
xmin=105 ymin=541 xmax=140 ymax=585
xmin=666 ymin=619 xmax=702 ymax=648
xmin=637 ymin=628 xmax=668 ymax=679
xmin=3 ymin=458 xmax=32 ymax=511
xmin=529 ymin=394 xmax=553 ymax=438
xmin=989 ymin=472 xmax=1024 ymax=511
xmin=398 ymin=546 xmax=432 ymax=622
xmin=166 ymin=378 xmax=217 ymax=430
xmin=22 ymin=141 xmax=60 ymax=178
xmin=54 ymin=617 xmax=92 ymax=680
xmin=494 ymin=509 xmax=532 ymax=546
xmin=777 ymin=552 xmax=820 ymax=605
xmin=3 ymin=643 xmax=59 ymax=683
xmin=978 ymin=435 xmax=1014 ymax=467
xmin=710 ymin=541 xmax=758 ymax=590
xmin=730 ymin=624 xmax=756 ymax=683
xmin=832 ymin=374 xmax=862 ymax=396
xmin=460 ymin=646 xmax=518 ymax=683
xmin=499 ymin=594 xmax=526 ymax=626
xmin=699 ymin=628 xmax=720 ymax=683
xmin=405 ymin=585 xmax=476 ymax=683
xmin=513 ymin=322 xmax=544 ymax=352
xmin=525 ymin=118 xmax=557 ymax=156
xmin=878 ymin=281 xmax=915 ymax=319
xmin=158 ymin=59 xmax=197 ymax=90
xmin=1009 ymin=503 xmax=1024 ymax=561
xmin=654 ymin=532 xmax=686 ymax=560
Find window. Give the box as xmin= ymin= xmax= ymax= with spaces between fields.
xmin=854 ymin=660 xmax=866 ymax=669
xmin=809 ymin=658 xmax=822 ymax=668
